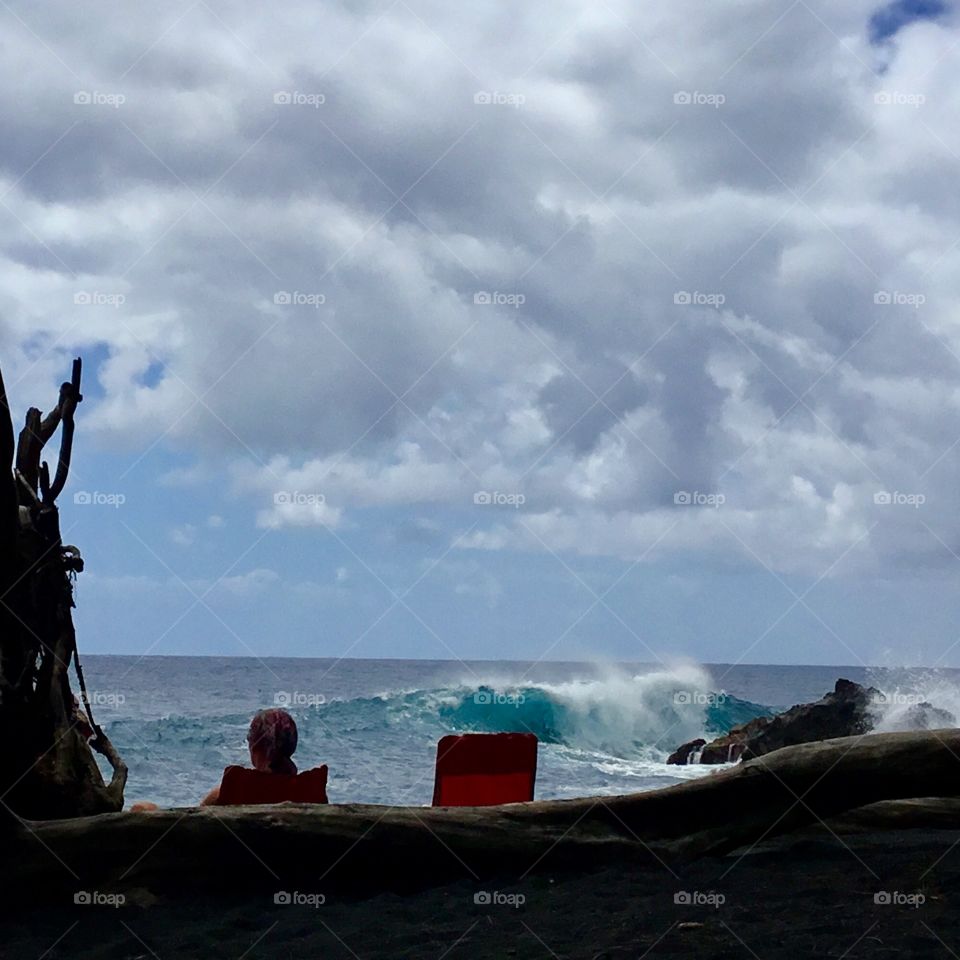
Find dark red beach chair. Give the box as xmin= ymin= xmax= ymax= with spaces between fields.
xmin=216 ymin=765 xmax=329 ymax=805
xmin=432 ymin=733 xmax=538 ymax=806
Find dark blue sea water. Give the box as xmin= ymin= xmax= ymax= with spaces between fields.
xmin=81 ymin=657 xmax=960 ymax=809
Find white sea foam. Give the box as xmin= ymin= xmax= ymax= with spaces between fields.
xmin=867 ymin=668 xmax=960 ymax=732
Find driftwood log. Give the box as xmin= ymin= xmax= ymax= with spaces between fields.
xmin=8 ymin=729 xmax=960 ymax=899
xmin=0 ymin=357 xmax=126 ymax=821
xmin=827 ymin=797 xmax=960 ymax=832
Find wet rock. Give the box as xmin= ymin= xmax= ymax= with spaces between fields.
xmin=666 ymin=738 xmax=706 ymax=765
xmin=888 ymin=702 xmax=956 ymax=731
xmin=669 ymin=679 xmax=930 ymax=765
xmin=700 ymin=715 xmax=774 ymax=764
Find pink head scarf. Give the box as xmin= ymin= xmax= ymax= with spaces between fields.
xmin=247 ymin=708 xmax=298 ymax=775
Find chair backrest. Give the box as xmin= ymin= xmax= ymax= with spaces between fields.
xmin=217 ymin=765 xmax=329 ymax=805
xmin=432 ymin=733 xmax=538 ymax=806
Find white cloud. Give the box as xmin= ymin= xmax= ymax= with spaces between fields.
xmin=4 ymin=0 xmax=959 ymax=581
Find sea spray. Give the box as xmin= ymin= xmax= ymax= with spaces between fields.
xmin=866 ymin=667 xmax=960 ymax=732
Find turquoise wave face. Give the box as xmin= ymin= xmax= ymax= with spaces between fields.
xmin=436 ymin=684 xmax=771 ymax=750
xmin=437 ymin=687 xmax=567 ymax=742
xmin=704 ymin=695 xmax=773 ymax=734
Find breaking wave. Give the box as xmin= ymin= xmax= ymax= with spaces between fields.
xmin=103 ymin=663 xmax=773 ymax=769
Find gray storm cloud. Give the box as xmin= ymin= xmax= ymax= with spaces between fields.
xmin=1 ymin=0 xmax=959 ymax=577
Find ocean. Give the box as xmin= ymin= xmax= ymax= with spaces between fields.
xmin=82 ymin=657 xmax=960 ymax=809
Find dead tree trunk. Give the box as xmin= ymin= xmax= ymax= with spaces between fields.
xmin=0 ymin=356 xmax=126 ymax=820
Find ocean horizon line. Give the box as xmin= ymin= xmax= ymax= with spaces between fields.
xmin=79 ymin=653 xmax=949 ymax=671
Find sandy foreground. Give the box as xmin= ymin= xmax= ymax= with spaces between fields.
xmin=3 ymin=829 xmax=959 ymax=959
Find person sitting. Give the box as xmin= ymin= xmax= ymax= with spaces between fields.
xmin=130 ymin=707 xmax=300 ymax=812
xmin=200 ymin=707 xmax=298 ymax=806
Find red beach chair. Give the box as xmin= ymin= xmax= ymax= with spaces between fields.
xmin=432 ymin=733 xmax=538 ymax=806
xmin=216 ymin=765 xmax=329 ymax=805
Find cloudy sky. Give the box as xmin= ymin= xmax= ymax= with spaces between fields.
xmin=2 ymin=0 xmax=959 ymax=666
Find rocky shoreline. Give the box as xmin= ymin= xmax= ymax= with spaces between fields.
xmin=668 ymin=679 xmax=955 ymax=765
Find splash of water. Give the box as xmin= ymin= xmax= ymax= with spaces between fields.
xmin=866 ymin=667 xmax=960 ymax=732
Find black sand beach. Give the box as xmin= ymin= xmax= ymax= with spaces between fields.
xmin=5 ymin=829 xmax=960 ymax=959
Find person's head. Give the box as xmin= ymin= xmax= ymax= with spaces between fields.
xmin=247 ymin=708 xmax=298 ymax=775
